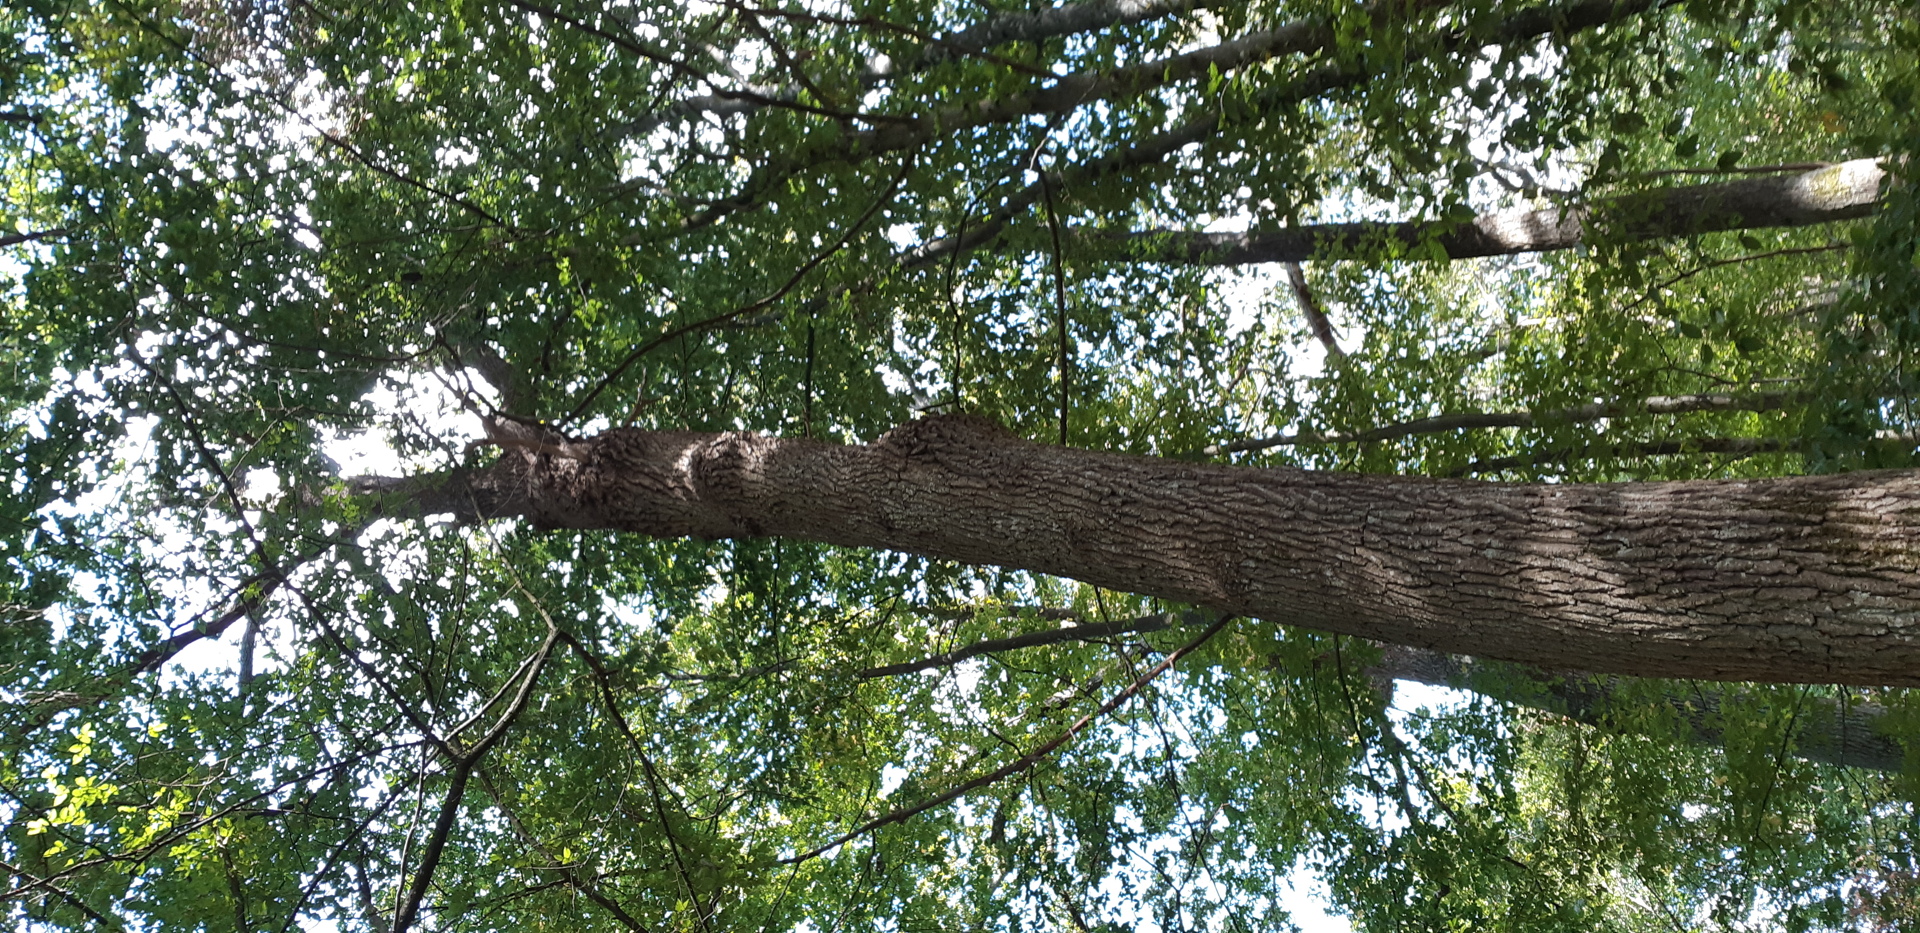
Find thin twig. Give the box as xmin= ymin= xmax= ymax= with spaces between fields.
xmin=781 ymin=614 xmax=1235 ymax=864
xmin=857 ymin=610 xmax=1210 ymax=679
xmin=565 ymin=152 xmax=916 ymax=425
xmin=1621 ymin=243 xmax=1848 ymax=315
xmin=560 ymin=632 xmax=712 ymax=929
xmin=1207 ymin=390 xmax=1805 ymax=456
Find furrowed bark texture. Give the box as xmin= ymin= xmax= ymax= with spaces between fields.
xmin=406 ymin=416 xmax=1920 ymax=686
xmin=1099 ymin=159 xmax=1886 ymax=264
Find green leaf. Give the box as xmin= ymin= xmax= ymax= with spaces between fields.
xmin=1610 ymin=111 xmax=1648 ymax=134
xmin=5 ymin=4 xmax=1916 ymax=932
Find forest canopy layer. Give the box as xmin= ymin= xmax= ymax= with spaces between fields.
xmin=3 ymin=0 xmax=1919 ymax=931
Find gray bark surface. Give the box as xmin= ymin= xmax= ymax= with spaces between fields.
xmin=1099 ymin=159 xmax=1886 ymax=264
xmin=385 ymin=415 xmax=1920 ymax=686
xmin=1373 ymin=646 xmax=1908 ymax=771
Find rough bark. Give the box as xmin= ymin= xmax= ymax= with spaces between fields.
xmin=367 ymin=415 xmax=1920 ymax=686
xmin=1093 ymin=159 xmax=1886 ymax=264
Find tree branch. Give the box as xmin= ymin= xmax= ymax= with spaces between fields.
xmin=1445 ymin=432 xmax=1920 ymax=475
xmin=907 ymin=0 xmax=1214 ymax=73
xmin=898 ymin=0 xmax=1671 ymax=272
xmin=1092 ymin=160 xmax=1883 ymax=266
xmin=1284 ymin=262 xmax=1344 ymax=360
xmin=0 ymin=227 xmax=69 ymax=248
xmin=606 ymin=0 xmax=1213 ymax=138
xmin=559 ymin=632 xmax=709 ymax=926
xmin=348 ymin=413 xmax=1920 ymax=685
xmin=856 ymin=610 xmax=1207 ymax=678
xmin=584 ymin=152 xmax=915 ymax=422
xmin=389 ymin=626 xmax=560 ymax=933
xmin=1209 ymin=390 xmax=1803 ymax=455
xmin=841 ymin=3 xmax=1401 ymax=159
xmin=474 ymin=769 xmax=654 ymax=933
xmin=875 ymin=607 xmax=1909 ymax=770
xmin=0 ymin=859 xmax=127 ymax=932
xmin=509 ymin=0 xmax=894 ymax=132
xmin=1372 ymin=645 xmax=1908 ymax=771
xmin=1447 ymin=435 xmax=1796 ymax=476
xmin=1621 ymin=243 xmax=1850 ymax=314
xmin=780 ymin=614 xmax=1235 ymax=864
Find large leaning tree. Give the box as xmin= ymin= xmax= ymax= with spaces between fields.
xmin=5 ymin=0 xmax=1920 ymax=930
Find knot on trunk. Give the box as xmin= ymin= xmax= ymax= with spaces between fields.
xmin=876 ymin=414 xmax=1017 ymax=462
xmin=481 ymin=415 xmax=585 ymax=462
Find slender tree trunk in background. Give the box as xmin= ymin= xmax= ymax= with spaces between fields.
xmin=1370 ymin=645 xmax=1908 ymax=771
xmin=1098 ymin=159 xmax=1885 ymax=264
xmin=361 ymin=415 xmax=1920 ymax=686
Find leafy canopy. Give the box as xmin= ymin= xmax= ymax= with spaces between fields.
xmin=3 ymin=0 xmax=1919 ymax=931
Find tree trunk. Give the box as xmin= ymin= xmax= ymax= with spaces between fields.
xmin=1095 ymin=159 xmax=1884 ymax=264
xmin=369 ymin=415 xmax=1920 ymax=686
xmin=1371 ymin=646 xmax=1908 ymax=771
